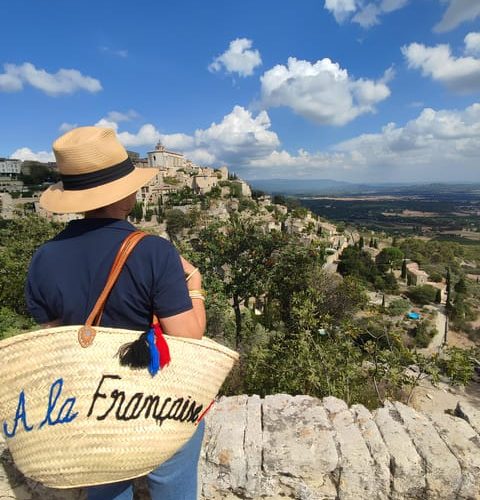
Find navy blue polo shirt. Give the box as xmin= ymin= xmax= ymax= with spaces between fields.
xmin=25 ymin=218 xmax=193 ymax=331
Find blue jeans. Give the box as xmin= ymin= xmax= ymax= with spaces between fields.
xmin=87 ymin=419 xmax=206 ymax=500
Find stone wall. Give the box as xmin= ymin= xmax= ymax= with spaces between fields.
xmin=1 ymin=395 xmax=479 ymax=499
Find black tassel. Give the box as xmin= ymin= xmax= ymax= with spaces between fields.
xmin=118 ymin=331 xmax=150 ymax=368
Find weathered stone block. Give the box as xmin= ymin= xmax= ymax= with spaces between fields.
xmin=393 ymin=402 xmax=462 ymax=499
xmin=324 ymin=397 xmax=378 ymax=500
xmin=374 ymin=404 xmax=425 ymax=499
xmin=351 ymin=404 xmax=390 ymax=500
xmin=429 ymin=411 xmax=480 ymax=500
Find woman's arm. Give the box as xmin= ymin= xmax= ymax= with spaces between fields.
xmin=157 ymin=259 xmax=206 ymax=340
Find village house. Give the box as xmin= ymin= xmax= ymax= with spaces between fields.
xmin=192 ymin=174 xmax=218 ymax=195
xmin=0 ymin=158 xmax=22 ymax=178
xmin=407 ymin=262 xmax=429 ymax=286
xmin=318 ymin=221 xmax=337 ymax=238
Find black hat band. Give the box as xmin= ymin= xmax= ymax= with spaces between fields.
xmin=61 ymin=157 xmax=135 ymax=191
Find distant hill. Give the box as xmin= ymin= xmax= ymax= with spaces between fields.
xmin=246 ymin=179 xmax=480 ymax=197
xmin=246 ymin=178 xmax=362 ymax=195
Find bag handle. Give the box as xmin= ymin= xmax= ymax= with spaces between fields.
xmin=78 ymin=230 xmax=147 ymax=347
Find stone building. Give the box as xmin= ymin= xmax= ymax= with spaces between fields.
xmin=147 ymin=142 xmax=185 ymax=169
xmin=231 ymin=180 xmax=251 ymax=197
xmin=319 ymin=221 xmax=337 ymax=238
xmin=407 ymin=262 xmax=429 ymax=286
xmin=0 ymin=158 xmax=21 ymax=177
xmin=193 ymin=174 xmax=218 ymax=195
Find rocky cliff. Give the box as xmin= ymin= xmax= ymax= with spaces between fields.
xmin=1 ymin=394 xmax=479 ymax=499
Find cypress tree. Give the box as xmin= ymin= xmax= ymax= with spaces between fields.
xmin=401 ymin=259 xmax=407 ymax=280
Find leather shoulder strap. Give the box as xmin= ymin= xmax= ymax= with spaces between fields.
xmin=86 ymin=230 xmax=148 ymax=327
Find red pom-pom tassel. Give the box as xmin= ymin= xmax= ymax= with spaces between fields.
xmin=153 ymin=322 xmax=171 ymax=369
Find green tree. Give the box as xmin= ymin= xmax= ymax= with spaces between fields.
xmin=130 ymin=201 xmax=143 ymax=223
xmin=0 ymin=216 xmax=63 ymax=315
xmin=265 ymin=240 xmax=325 ymax=327
xmin=454 ymin=277 xmax=467 ymax=294
xmin=193 ymin=214 xmax=287 ymax=347
xmin=0 ymin=307 xmax=36 ymax=339
xmin=338 ymin=246 xmax=378 ymax=284
xmin=435 ymin=288 xmax=442 ymax=304
xmin=401 ymin=259 xmax=407 ymax=280
xmin=165 ymin=209 xmax=190 ymax=242
xmin=375 ymin=247 xmax=404 ymax=273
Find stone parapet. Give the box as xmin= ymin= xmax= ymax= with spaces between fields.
xmin=1 ymin=394 xmax=479 ymax=499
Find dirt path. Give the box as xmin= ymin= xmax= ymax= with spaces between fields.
xmin=411 ymin=377 xmax=480 ymax=415
xmin=420 ymin=304 xmax=447 ymax=355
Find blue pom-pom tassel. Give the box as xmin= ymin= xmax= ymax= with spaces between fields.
xmin=147 ymin=328 xmax=160 ymax=376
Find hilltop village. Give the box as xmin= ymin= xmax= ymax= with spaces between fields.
xmin=1 ymin=146 xmax=479 ymax=414
xmin=0 ymin=144 xmax=344 ymax=247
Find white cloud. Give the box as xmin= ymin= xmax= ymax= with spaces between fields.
xmin=208 ymin=38 xmax=262 ymax=77
xmin=118 ymin=124 xmax=162 ymax=148
xmin=402 ymin=40 xmax=480 ymax=93
xmin=10 ymin=147 xmax=55 ymax=162
xmin=324 ymin=0 xmax=358 ymax=23
xmin=325 ymin=0 xmax=408 ymax=27
xmin=105 ymin=110 xmax=138 ymax=122
xmin=59 ymin=122 xmax=78 ymax=133
xmin=260 ymin=57 xmax=391 ymax=125
xmin=465 ymin=32 xmax=480 ymax=56
xmin=352 ymin=4 xmax=382 ymax=28
xmin=434 ymin=0 xmax=480 ymax=33
xmin=95 ymin=106 xmax=279 ymax=165
xmin=0 ymin=63 xmax=102 ymax=96
xmin=245 ymin=103 xmax=480 ymax=182
xmin=100 ymin=46 xmax=128 ymax=58
xmin=191 ymin=106 xmax=279 ymax=163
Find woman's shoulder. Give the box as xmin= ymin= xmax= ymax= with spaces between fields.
xmin=137 ymin=233 xmax=176 ymax=254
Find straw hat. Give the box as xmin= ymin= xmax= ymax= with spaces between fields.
xmin=40 ymin=126 xmax=158 ymax=213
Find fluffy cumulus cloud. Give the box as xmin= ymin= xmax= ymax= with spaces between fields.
xmin=246 ymin=103 xmax=480 ymax=182
xmin=0 ymin=63 xmax=102 ymax=96
xmin=434 ymin=0 xmax=480 ymax=33
xmin=324 ymin=0 xmax=357 ymax=22
xmin=10 ymin=147 xmax=55 ymax=162
xmin=94 ymin=106 xmax=279 ymax=165
xmin=465 ymin=32 xmax=480 ymax=55
xmin=324 ymin=0 xmax=408 ymax=28
xmin=402 ymin=37 xmax=480 ymax=93
xmin=260 ymin=57 xmax=392 ymax=125
xmin=208 ymin=38 xmax=262 ymax=77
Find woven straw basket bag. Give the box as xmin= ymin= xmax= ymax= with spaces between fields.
xmin=0 ymin=231 xmax=239 ymax=488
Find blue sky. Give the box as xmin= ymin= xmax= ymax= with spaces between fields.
xmin=1 ymin=0 xmax=480 ymax=182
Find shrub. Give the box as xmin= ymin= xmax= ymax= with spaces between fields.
xmin=407 ymin=285 xmax=438 ymax=305
xmin=387 ymin=298 xmax=410 ymax=316
xmin=439 ymin=347 xmax=479 ymax=385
